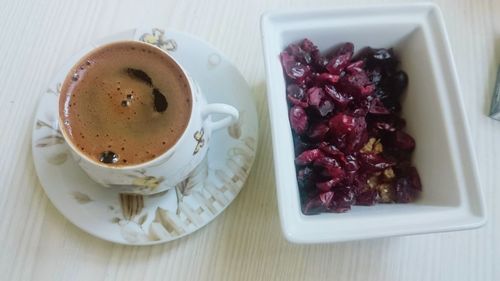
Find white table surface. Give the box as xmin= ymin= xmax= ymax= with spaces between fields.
xmin=0 ymin=0 xmax=499 ymax=280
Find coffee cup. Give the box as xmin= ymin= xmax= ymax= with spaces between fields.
xmin=58 ymin=40 xmax=239 ymax=195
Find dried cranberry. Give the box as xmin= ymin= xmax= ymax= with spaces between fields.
xmin=307 ymin=123 xmax=330 ymax=141
xmin=329 ymin=113 xmax=367 ymax=152
xmin=355 ymin=189 xmax=379 ymax=206
xmin=373 ymin=122 xmax=397 ymax=133
xmin=307 ymin=88 xmax=328 ymax=110
xmin=318 ymin=142 xmax=344 ymax=158
xmin=351 ymin=173 xmax=370 ymax=194
xmin=293 ymin=65 xmax=312 ymax=85
xmin=381 ymin=97 xmax=402 ymax=113
xmin=302 ymin=191 xmax=334 ymax=215
xmin=302 ymin=196 xmax=324 ymax=215
xmin=320 ymin=191 xmax=334 ymax=206
xmin=307 ymin=87 xmax=323 ymax=107
xmin=329 ymin=113 xmax=356 ymax=135
xmin=394 ymin=176 xmax=419 ymax=203
xmin=383 ymin=70 xmax=409 ymax=96
xmin=293 ymin=134 xmax=313 ymax=154
xmin=368 ymin=69 xmax=383 ymax=85
xmin=324 ymin=84 xmax=351 ymax=109
xmin=315 ymin=73 xmax=340 ymax=85
xmin=287 ymin=84 xmax=308 ymax=107
xmin=307 ymin=87 xmax=334 ymax=117
xmin=337 ymin=69 xmax=375 ymax=99
xmin=368 ymin=98 xmax=390 ymax=115
xmin=343 ymin=154 xmax=359 ymax=173
xmin=345 ymin=116 xmax=367 ymax=153
xmin=289 ymin=105 xmax=308 ymax=135
xmin=281 ymin=39 xmax=421 ymax=214
xmin=285 ymin=39 xmax=319 ymax=65
xmin=326 ymin=43 xmax=354 ymax=75
xmin=393 ymin=131 xmax=416 ymax=151
xmin=360 ymin=153 xmax=395 ymax=172
xmin=280 ymin=52 xmax=312 ymax=85
xmin=346 ymin=60 xmax=365 ymax=73
xmin=300 ymin=39 xmax=317 ymax=51
xmin=314 ymin=156 xmax=342 ymax=173
xmin=314 ymin=55 xmax=329 ymax=70
xmin=368 ymin=114 xmax=406 ymax=134
xmin=320 ymin=165 xmax=345 ymax=184
xmin=297 ymin=166 xmax=315 ymax=189
xmin=295 ymin=149 xmax=324 ymax=165
xmin=318 ymin=100 xmax=334 ymax=117
xmin=316 ymin=180 xmax=337 ymax=192
xmin=406 ymin=166 xmax=422 ymax=191
xmin=374 ymin=87 xmax=389 ymax=98
xmin=362 ymin=48 xmax=399 ymax=71
xmin=331 ymin=187 xmax=355 ymax=212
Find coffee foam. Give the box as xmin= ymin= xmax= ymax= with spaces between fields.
xmin=59 ymin=41 xmax=192 ymax=166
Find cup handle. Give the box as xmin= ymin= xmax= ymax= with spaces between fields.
xmin=202 ymin=103 xmax=239 ymax=132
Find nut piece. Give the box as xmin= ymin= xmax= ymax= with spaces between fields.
xmin=367 ymin=175 xmax=379 ymax=189
xmin=383 ymin=168 xmax=395 ymax=179
xmin=373 ymin=139 xmax=383 ymax=154
xmin=378 ymin=183 xmax=394 ymax=203
xmin=360 ymin=138 xmax=375 ymax=153
xmin=360 ymin=138 xmax=383 ymax=154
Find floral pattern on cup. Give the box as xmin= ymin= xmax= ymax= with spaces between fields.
xmin=107 ymin=170 xmax=166 ymax=194
xmin=193 ymin=128 xmax=205 ymax=155
xmin=140 ymin=28 xmax=177 ymax=52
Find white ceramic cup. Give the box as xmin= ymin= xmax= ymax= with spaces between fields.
xmin=58 ymin=40 xmax=239 ymax=195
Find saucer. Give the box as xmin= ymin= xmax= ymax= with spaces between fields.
xmin=31 ymin=28 xmax=258 ymax=245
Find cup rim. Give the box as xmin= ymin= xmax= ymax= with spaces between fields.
xmin=58 ymin=40 xmax=196 ymax=170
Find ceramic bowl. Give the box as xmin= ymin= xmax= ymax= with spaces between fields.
xmin=261 ymin=3 xmax=486 ymax=243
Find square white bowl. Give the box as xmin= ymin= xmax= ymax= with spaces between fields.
xmin=261 ymin=3 xmax=486 ymax=243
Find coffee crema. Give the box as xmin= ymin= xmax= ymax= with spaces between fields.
xmin=59 ymin=41 xmax=192 ymax=166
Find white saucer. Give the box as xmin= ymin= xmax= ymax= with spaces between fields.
xmin=31 ymin=28 xmax=258 ymax=245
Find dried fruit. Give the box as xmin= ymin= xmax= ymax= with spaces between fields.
xmin=318 ymin=142 xmax=344 ymax=158
xmin=314 ymin=157 xmax=345 ymax=182
xmin=281 ymin=39 xmax=421 ymax=214
xmin=329 ymin=113 xmax=357 ymax=135
xmin=356 ymin=189 xmax=379 ymax=206
xmin=331 ymin=187 xmax=355 ymax=212
xmin=307 ymin=87 xmax=334 ymax=117
xmin=295 ymin=149 xmax=324 ymax=165
xmin=392 ymin=131 xmax=416 ymax=151
xmin=316 ymin=73 xmax=340 ymax=85
xmin=302 ymin=191 xmax=334 ymax=215
xmin=287 ymin=84 xmax=308 ymax=107
xmin=307 ymin=123 xmax=330 ymax=141
xmin=325 ymin=43 xmax=354 ymax=75
xmin=394 ymin=176 xmax=418 ymax=203
xmin=297 ymin=166 xmax=315 ymax=190
xmin=289 ymin=106 xmax=308 ymax=135
xmin=360 ymin=153 xmax=395 ymax=172
xmin=324 ymin=84 xmax=351 ymax=109
xmin=280 ymin=50 xmax=312 ymax=85
xmin=337 ymin=69 xmax=375 ymax=99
